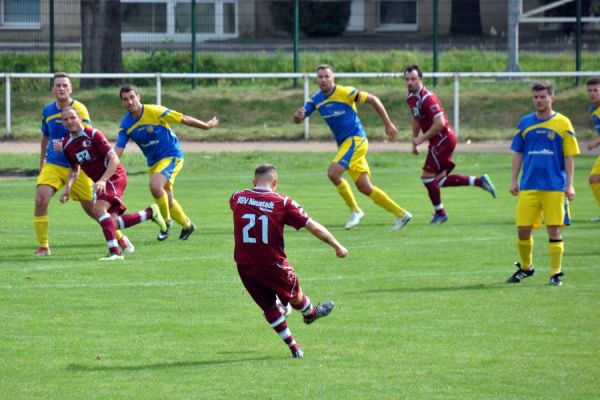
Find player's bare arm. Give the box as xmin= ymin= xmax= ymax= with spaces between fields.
xmin=293 ymin=107 xmax=306 ymax=124
xmin=60 ymin=166 xmax=80 ymax=204
xmin=413 ymin=114 xmax=445 ymax=146
xmin=39 ymin=136 xmax=49 ymax=171
xmin=510 ymin=152 xmax=523 ymax=196
xmin=114 ymin=146 xmax=125 ymax=158
xmin=586 ymin=137 xmax=600 ymax=150
xmin=95 ymin=151 xmax=120 ymax=195
xmin=305 ymin=220 xmax=348 ymax=258
xmin=364 ymin=94 xmax=398 ymax=141
xmin=181 ymin=115 xmax=219 ymax=130
xmin=564 ymin=156 xmax=576 ymax=201
xmin=411 ymin=119 xmax=421 ymax=155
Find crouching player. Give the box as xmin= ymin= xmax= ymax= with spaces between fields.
xmin=59 ymin=107 xmax=167 ymax=260
xmin=230 ymin=164 xmax=348 ymax=358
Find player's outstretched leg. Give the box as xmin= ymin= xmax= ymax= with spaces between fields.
xmin=264 ymin=308 xmax=303 ymax=358
xmin=291 ymin=294 xmax=335 ymax=325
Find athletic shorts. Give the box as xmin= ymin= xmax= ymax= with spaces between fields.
xmin=332 ymin=136 xmax=370 ymax=182
xmin=148 ymin=157 xmax=184 ymax=190
xmin=423 ymin=135 xmax=457 ymax=175
xmin=37 ymin=162 xmax=93 ymax=201
xmin=237 ymin=263 xmax=300 ymax=311
xmin=516 ymin=190 xmax=570 ymax=228
xmin=97 ymin=172 xmax=128 ymax=216
xmin=591 ymin=156 xmax=600 ymax=176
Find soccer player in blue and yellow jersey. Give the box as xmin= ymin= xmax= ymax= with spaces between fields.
xmin=115 ymin=84 xmax=219 ymax=241
xmin=585 ymin=77 xmax=600 ymax=222
xmin=293 ymin=64 xmax=412 ymax=230
xmin=507 ymin=81 xmax=580 ymax=287
xmin=34 ymin=73 xmax=133 ymax=256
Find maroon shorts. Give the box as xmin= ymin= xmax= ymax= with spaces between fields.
xmin=96 ymin=172 xmax=128 ymax=216
xmin=423 ymin=134 xmax=457 ymax=175
xmin=237 ymin=263 xmax=300 ymax=311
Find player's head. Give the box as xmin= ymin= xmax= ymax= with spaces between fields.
xmin=531 ymin=81 xmax=554 ymax=114
xmin=253 ymin=164 xmax=278 ymax=189
xmin=61 ymin=106 xmax=83 ymax=134
xmin=404 ymin=64 xmax=423 ymax=92
xmin=52 ymin=72 xmax=72 ymax=102
xmin=316 ymin=64 xmax=335 ymax=94
xmin=119 ymin=84 xmax=143 ymax=115
xmin=587 ymin=77 xmax=600 ymax=106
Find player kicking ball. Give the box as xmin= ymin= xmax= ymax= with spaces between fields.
xmin=59 ymin=107 xmax=167 ymax=260
xmin=230 ymin=164 xmax=347 ymax=358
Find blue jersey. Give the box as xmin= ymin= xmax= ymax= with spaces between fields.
xmin=303 ymin=85 xmax=368 ymax=146
xmin=590 ymin=104 xmax=600 ymax=135
xmin=41 ymin=100 xmax=91 ymax=167
xmin=511 ymin=112 xmax=580 ymax=191
xmin=116 ymin=104 xmax=184 ymax=167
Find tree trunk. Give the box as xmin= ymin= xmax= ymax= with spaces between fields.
xmin=451 ymin=0 xmax=482 ymax=35
xmin=80 ymin=0 xmax=123 ymax=88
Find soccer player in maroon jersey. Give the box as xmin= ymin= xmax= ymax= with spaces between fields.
xmin=404 ymin=64 xmax=497 ymax=224
xmin=59 ymin=107 xmax=167 ymax=261
xmin=230 ymin=164 xmax=347 ymax=358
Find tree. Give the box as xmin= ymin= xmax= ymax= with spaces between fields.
xmin=80 ymin=0 xmax=123 ymax=88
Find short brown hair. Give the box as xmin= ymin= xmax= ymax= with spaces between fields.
xmin=404 ymin=64 xmax=423 ymax=79
xmin=61 ymin=106 xmax=80 ymax=118
xmin=119 ymin=84 xmax=140 ymax=99
xmin=531 ymin=81 xmax=554 ymax=95
xmin=53 ymin=72 xmax=71 ymax=84
xmin=316 ymin=64 xmax=333 ymax=73
xmin=255 ymin=164 xmax=278 ymax=179
xmin=587 ymin=77 xmax=600 ymax=86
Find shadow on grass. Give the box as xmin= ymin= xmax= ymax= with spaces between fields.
xmin=343 ymin=282 xmax=523 ymax=295
xmin=66 ymin=355 xmax=274 ymax=372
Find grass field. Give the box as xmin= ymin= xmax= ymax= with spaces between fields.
xmin=1 ymin=151 xmax=599 ymax=399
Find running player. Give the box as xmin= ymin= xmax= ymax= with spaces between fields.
xmin=585 ymin=77 xmax=600 ymax=221
xmin=230 ymin=164 xmax=347 ymax=358
xmin=35 ymin=72 xmax=133 ymax=255
xmin=293 ymin=64 xmax=412 ymax=230
xmin=404 ymin=64 xmax=496 ymax=224
xmin=116 ymin=84 xmax=219 ymax=241
xmin=506 ymin=81 xmax=580 ymax=286
xmin=60 ymin=107 xmax=166 ymax=260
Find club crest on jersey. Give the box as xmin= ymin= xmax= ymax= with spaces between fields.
xmin=83 ymin=139 xmax=92 ymax=147
xmin=412 ymin=107 xmax=420 ymax=117
xmin=147 ymin=126 xmax=154 ymax=134
xmin=547 ymin=132 xmax=556 ymax=140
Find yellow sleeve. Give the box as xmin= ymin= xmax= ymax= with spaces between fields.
xmin=562 ymin=118 xmax=580 ymax=157
xmin=74 ymin=101 xmax=92 ymax=127
xmin=149 ymin=104 xmax=184 ymax=125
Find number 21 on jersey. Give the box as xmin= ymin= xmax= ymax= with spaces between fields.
xmin=242 ymin=213 xmax=269 ymax=244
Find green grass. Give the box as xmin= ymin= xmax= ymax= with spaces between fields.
xmin=1 ymin=151 xmax=599 ymax=399
xmin=2 ymin=79 xmax=598 ymax=142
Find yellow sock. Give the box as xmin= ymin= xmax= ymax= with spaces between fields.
xmin=336 ymin=179 xmax=360 ymax=212
xmin=169 ymin=199 xmax=190 ymax=228
xmin=369 ymin=186 xmax=406 ymax=217
xmin=591 ymin=182 xmax=600 ymax=208
xmin=548 ymin=240 xmax=564 ymax=276
xmin=34 ymin=215 xmax=49 ymax=248
xmin=517 ymin=237 xmax=533 ymax=268
xmin=115 ymin=230 xmax=123 ymax=241
xmin=155 ymin=191 xmax=171 ymax=222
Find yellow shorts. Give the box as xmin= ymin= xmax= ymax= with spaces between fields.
xmin=590 ymin=156 xmax=600 ymax=176
xmin=332 ymin=136 xmax=370 ymax=182
xmin=36 ymin=162 xmax=93 ymax=201
xmin=516 ymin=190 xmax=570 ymax=228
xmin=148 ymin=157 xmax=184 ymax=190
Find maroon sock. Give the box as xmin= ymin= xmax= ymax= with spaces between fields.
xmin=442 ymin=174 xmax=480 ymax=187
xmin=117 ymin=208 xmax=152 ymax=229
xmin=98 ymin=213 xmax=120 ymax=255
xmin=264 ymin=308 xmax=299 ymax=351
xmin=423 ymin=179 xmax=444 ymax=213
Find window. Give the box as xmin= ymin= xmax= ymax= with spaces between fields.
xmin=121 ymin=2 xmax=167 ymax=33
xmin=376 ymin=0 xmax=417 ymax=31
xmin=0 ymin=0 xmax=40 ymax=29
xmin=121 ymin=0 xmax=238 ymax=41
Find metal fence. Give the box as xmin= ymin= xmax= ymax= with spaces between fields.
xmin=3 ymin=70 xmax=599 ymax=139
xmin=1 ymin=0 xmax=600 ymax=75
